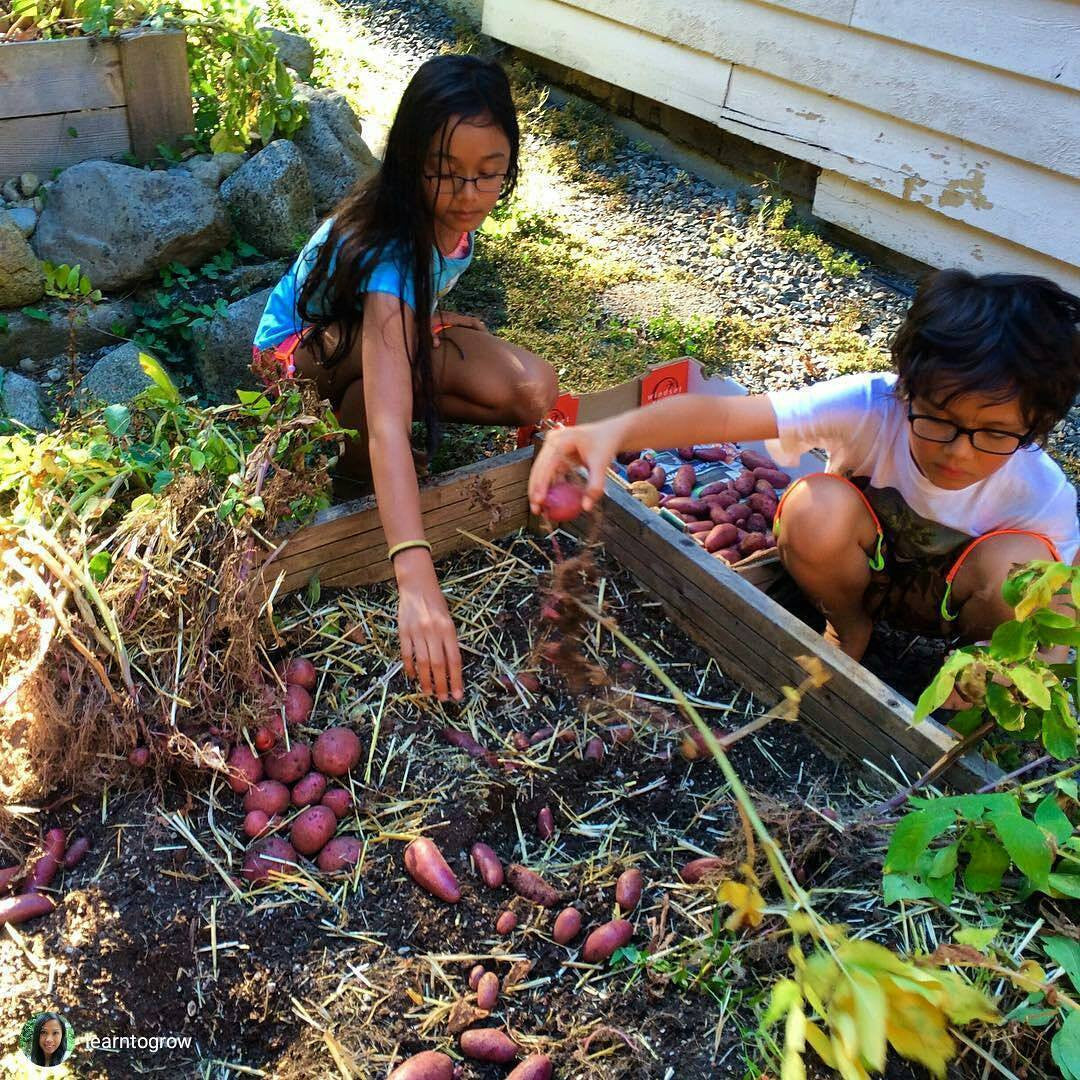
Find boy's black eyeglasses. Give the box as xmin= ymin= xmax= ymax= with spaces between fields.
xmin=424 ymin=172 xmax=506 ymax=194
xmin=907 ymin=408 xmax=1031 ymax=455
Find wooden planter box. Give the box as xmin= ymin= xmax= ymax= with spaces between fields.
xmin=261 ymin=445 xmax=1000 ymax=794
xmin=0 ymin=29 xmax=193 ymax=177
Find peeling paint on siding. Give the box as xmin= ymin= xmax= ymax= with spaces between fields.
xmin=939 ymin=168 xmax=993 ymax=210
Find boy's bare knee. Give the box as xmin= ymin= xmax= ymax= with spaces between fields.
xmin=512 ymin=361 xmax=558 ymax=425
xmin=777 ymin=475 xmax=877 ymax=560
xmin=951 ymin=534 xmax=1052 ymax=624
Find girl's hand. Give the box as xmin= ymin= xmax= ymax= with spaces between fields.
xmin=432 ymin=312 xmax=486 ymax=346
xmin=529 ymin=418 xmax=624 ymax=515
xmin=394 ymin=548 xmax=464 ymax=702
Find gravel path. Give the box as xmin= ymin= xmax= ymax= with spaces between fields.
xmin=339 ymin=0 xmax=1079 ymax=465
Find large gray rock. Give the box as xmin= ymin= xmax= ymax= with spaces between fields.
xmin=0 ymin=212 xmax=45 ymax=309
xmin=179 ymin=152 xmax=246 ymax=189
xmin=1 ymin=370 xmax=50 ymax=430
xmin=82 ymin=341 xmax=155 ymax=404
xmin=33 ymin=161 xmax=232 ymax=292
xmin=0 ymin=297 xmax=138 ymax=369
xmin=261 ymin=26 xmax=315 ymax=79
xmin=191 ymin=288 xmax=271 ymax=404
xmin=221 ymin=141 xmax=315 ymax=258
xmin=291 ymin=84 xmax=379 ymax=216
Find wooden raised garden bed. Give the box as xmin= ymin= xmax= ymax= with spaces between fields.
xmin=0 ymin=29 xmax=193 ymax=175
xmin=262 ymin=437 xmax=1000 ymax=795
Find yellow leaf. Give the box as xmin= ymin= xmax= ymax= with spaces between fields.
xmin=804 ymin=1021 xmax=837 ymax=1068
xmin=781 ymin=1003 xmax=807 ymax=1080
xmin=763 ymin=978 xmax=802 ymax=1027
xmin=717 ymin=879 xmax=765 ymax=931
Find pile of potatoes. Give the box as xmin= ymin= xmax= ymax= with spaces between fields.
xmin=221 ymin=657 xmax=365 ymax=884
xmin=619 ymin=445 xmax=790 ymax=565
xmin=391 ymin=832 xmax=655 ymax=1078
xmin=0 ymin=827 xmax=90 ymax=926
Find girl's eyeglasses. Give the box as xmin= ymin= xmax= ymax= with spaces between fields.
xmin=907 ymin=408 xmax=1031 ymax=455
xmin=424 ymin=172 xmax=506 ymax=194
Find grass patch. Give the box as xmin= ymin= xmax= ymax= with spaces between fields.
xmin=761 ymin=196 xmax=862 ymax=279
xmin=806 ymin=305 xmax=891 ymax=375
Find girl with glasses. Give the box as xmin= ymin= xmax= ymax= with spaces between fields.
xmin=530 ymin=270 xmax=1080 ymax=678
xmin=253 ymin=54 xmax=557 ymax=703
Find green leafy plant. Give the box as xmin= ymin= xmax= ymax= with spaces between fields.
xmin=42 ymin=262 xmax=102 ymax=302
xmin=758 ymin=194 xmax=861 ymax=278
xmin=883 ymin=784 xmax=1079 ymax=904
xmin=915 ymin=561 xmax=1080 ymax=760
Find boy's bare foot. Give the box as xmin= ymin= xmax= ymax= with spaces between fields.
xmin=822 ymin=615 xmax=873 ymax=661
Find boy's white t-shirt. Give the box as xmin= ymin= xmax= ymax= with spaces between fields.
xmin=766 ymin=373 xmax=1079 ymax=564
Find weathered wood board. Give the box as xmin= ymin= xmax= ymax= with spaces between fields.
xmin=267 ymin=447 xmax=999 ymax=793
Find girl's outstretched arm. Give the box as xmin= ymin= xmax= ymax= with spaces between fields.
xmin=363 ymin=292 xmax=464 ymax=702
xmin=528 ymin=393 xmax=780 ymax=514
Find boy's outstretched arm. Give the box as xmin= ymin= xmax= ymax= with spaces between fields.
xmin=528 ymin=393 xmax=780 ymax=514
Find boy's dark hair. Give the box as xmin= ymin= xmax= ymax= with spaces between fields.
xmin=296 ymin=53 xmax=519 ymax=452
xmin=892 ymin=268 xmax=1080 ymax=443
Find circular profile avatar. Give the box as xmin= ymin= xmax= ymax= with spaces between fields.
xmin=20 ymin=1011 xmax=74 ymax=1069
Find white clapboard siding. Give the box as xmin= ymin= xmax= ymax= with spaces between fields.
xmin=722 ymin=67 xmax=1080 ymax=266
xmin=848 ymin=0 xmax=1080 ymax=91
xmin=480 ymin=1 xmax=731 ymax=123
xmin=550 ymin=0 xmax=1080 ymax=178
xmin=814 ymin=171 xmax=1080 ymax=294
xmin=483 ymin=0 xmax=1080 ymax=283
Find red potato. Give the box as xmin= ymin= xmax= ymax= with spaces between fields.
xmin=506 ymin=864 xmax=561 ymax=907
xmin=495 ymin=910 xmax=518 ymax=935
xmin=244 ymin=779 xmax=291 ymax=816
xmin=741 ymin=532 xmax=769 ymax=556
xmin=754 ymin=477 xmax=777 ymax=496
xmin=459 ymin=1028 xmax=519 ymax=1064
xmin=515 ymin=672 xmax=541 ymax=694
xmin=536 ymin=807 xmax=554 ymax=840
xmin=506 ymin=1055 xmax=554 ymax=1080
xmin=542 ymin=481 xmax=585 ymax=524
xmin=61 ymin=836 xmax=90 ymax=870
xmin=529 ymin=726 xmax=554 ymax=745
xmin=725 ymin=502 xmax=751 ymax=524
xmin=226 ymin=745 xmax=263 ymax=794
xmin=0 ymin=892 xmax=55 ymax=926
xmin=615 ymin=450 xmax=639 ymax=465
xmin=312 ymin=727 xmax=362 ymax=777
xmin=716 ymin=546 xmax=743 ymax=564
xmin=582 ymin=919 xmax=633 ymax=963
xmin=510 ymin=731 xmax=531 ymax=751
xmin=284 ymin=684 xmax=313 ymax=725
xmin=476 ymin=971 xmax=500 ymax=1010
xmin=317 ymin=836 xmax=364 ymax=872
xmin=552 ymin=906 xmax=582 ymax=944
xmin=677 ymin=446 xmax=696 ymax=460
xmin=468 ymin=964 xmax=486 ymax=990
xmin=681 ymin=856 xmax=726 ymax=883
xmin=265 ymin=741 xmax=312 ymax=784
xmin=661 ymin=496 xmax=708 ymax=516
xmin=704 ymin=523 xmax=739 ymax=553
xmin=442 ymin=728 xmax=488 ymax=759
xmin=686 ymin=520 xmax=713 ymax=535
xmin=697 ymin=480 xmax=733 ymax=498
xmin=320 ymin=788 xmax=352 ymax=819
xmin=470 ymin=843 xmax=504 ymax=889
xmin=708 ymin=503 xmax=735 ymax=525
xmin=291 ymin=771 xmax=328 ymax=807
xmin=625 ymin=458 xmax=653 ymax=482
xmin=740 ymin=449 xmax=776 ymax=471
xmin=254 ymin=728 xmax=276 ymax=752
xmin=128 ymin=746 xmax=150 ymax=768
xmin=583 ymin=736 xmax=605 ymax=763
xmin=671 ymin=465 xmax=696 ymax=497
xmin=695 ymin=444 xmax=731 ymax=462
xmin=291 ymin=805 xmax=337 ymax=856
xmin=745 ymin=513 xmax=768 ymax=534
xmin=387 ymin=1051 xmax=456 ymax=1080
xmin=680 ymin=726 xmax=728 ymax=759
xmin=746 ymin=491 xmax=778 ymax=515
xmin=243 ymin=810 xmax=270 ymax=838
xmin=242 ymin=837 xmax=297 ymax=884
xmin=615 ymin=868 xmax=644 ymax=911
xmin=705 ymin=491 xmax=739 ymax=511
xmin=405 ymin=838 xmax=461 ymax=903
xmin=733 ymin=471 xmax=756 ymax=496
xmin=648 ymin=465 xmax=667 ymax=489
xmin=763 ymin=530 xmax=776 ymax=549
xmin=24 ymin=828 xmax=66 ymax=892
xmin=285 ymin=657 xmax=317 ymax=690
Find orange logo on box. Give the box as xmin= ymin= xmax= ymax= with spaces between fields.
xmin=641 ymin=360 xmax=690 ymax=405
xmin=516 ymin=392 xmax=580 ymax=447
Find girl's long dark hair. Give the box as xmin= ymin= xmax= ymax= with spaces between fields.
xmin=31 ymin=1012 xmax=67 ymax=1066
xmin=296 ymin=53 xmax=520 ymax=451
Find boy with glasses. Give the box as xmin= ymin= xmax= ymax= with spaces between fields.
xmin=529 ymin=269 xmax=1080 ymax=666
